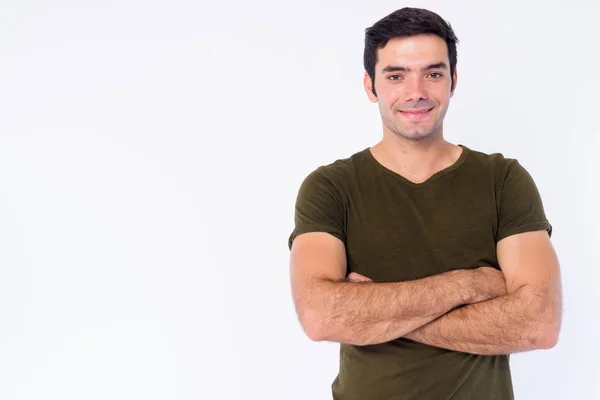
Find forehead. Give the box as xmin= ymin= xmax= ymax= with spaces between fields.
xmin=376 ymin=34 xmax=449 ymax=71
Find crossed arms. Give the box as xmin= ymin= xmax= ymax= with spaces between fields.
xmin=289 ymin=230 xmax=562 ymax=355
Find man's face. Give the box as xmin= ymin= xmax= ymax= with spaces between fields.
xmin=364 ymin=34 xmax=456 ymax=141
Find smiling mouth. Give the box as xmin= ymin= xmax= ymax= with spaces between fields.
xmin=398 ymin=107 xmax=434 ymax=120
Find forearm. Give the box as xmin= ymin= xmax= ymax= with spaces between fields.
xmin=404 ymin=286 xmax=553 ymax=355
xmin=302 ymin=270 xmax=476 ymax=346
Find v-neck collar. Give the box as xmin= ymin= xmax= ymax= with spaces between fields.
xmin=362 ymin=144 xmax=471 ymax=188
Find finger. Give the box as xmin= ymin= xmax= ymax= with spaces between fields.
xmin=347 ymin=272 xmax=372 ymax=282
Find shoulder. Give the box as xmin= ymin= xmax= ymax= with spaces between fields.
xmin=462 ymin=145 xmax=524 ymax=183
xmin=302 ymin=148 xmax=370 ymax=189
xmin=462 ymin=145 xmax=544 ymax=208
xmin=464 ymin=145 xmax=516 ymax=171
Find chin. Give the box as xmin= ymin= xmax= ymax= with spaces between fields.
xmin=397 ymin=128 xmax=435 ymax=141
xmin=404 ymin=134 xmax=432 ymax=141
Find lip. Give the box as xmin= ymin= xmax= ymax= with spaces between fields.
xmin=398 ymin=107 xmax=434 ymax=120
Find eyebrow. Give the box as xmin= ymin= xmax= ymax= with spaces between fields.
xmin=381 ymin=62 xmax=448 ymax=73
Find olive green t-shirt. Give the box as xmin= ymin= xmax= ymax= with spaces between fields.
xmin=287 ymin=144 xmax=552 ymax=400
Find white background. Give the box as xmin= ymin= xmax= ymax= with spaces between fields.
xmin=0 ymin=0 xmax=598 ymax=399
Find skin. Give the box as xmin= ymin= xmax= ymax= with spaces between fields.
xmin=290 ymin=33 xmax=562 ymax=353
xmin=348 ymin=230 xmax=562 ymax=355
xmin=291 ymin=232 xmax=510 ymax=346
xmin=363 ymin=34 xmax=461 ymax=183
xmin=365 ymin=35 xmax=455 ymax=142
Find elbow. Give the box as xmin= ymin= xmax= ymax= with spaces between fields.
xmin=305 ymin=323 xmax=327 ymax=342
xmin=531 ymin=325 xmax=559 ymax=349
xmin=535 ymin=320 xmax=561 ymax=349
xmin=522 ymin=289 xmax=562 ymax=350
xmin=303 ymin=318 xmax=367 ymax=346
xmin=298 ymin=308 xmax=330 ymax=342
xmin=529 ymin=312 xmax=561 ymax=350
xmin=299 ymin=308 xmax=356 ymax=344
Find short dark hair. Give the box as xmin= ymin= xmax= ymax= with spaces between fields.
xmin=363 ymin=7 xmax=459 ymax=96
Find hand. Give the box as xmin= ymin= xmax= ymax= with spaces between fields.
xmin=346 ymin=272 xmax=372 ymax=283
xmin=472 ymin=266 xmax=508 ymax=302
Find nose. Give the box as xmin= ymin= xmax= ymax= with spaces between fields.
xmin=403 ymin=77 xmax=428 ymax=103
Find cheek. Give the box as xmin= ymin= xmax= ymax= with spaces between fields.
xmin=383 ymin=90 xmax=402 ymax=110
xmin=431 ymin=85 xmax=452 ymax=100
xmin=423 ymin=91 xmax=445 ymax=108
xmin=438 ymin=93 xmax=452 ymax=107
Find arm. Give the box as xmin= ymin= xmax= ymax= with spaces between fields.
xmin=404 ymin=230 xmax=563 ymax=355
xmin=290 ymin=231 xmax=505 ymax=346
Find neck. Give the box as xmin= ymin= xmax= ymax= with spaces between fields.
xmin=370 ymin=129 xmax=461 ymax=183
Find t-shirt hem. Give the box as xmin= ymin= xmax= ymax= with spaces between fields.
xmin=288 ymin=226 xmax=345 ymax=250
xmin=496 ymin=220 xmax=552 ymax=243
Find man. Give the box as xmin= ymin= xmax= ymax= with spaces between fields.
xmin=287 ymin=7 xmax=562 ymax=400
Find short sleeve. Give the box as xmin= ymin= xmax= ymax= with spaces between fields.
xmin=496 ymin=160 xmax=552 ymax=242
xmin=287 ymin=166 xmax=346 ymax=250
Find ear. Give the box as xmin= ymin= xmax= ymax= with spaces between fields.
xmin=450 ymin=67 xmax=458 ymax=97
xmin=363 ymin=72 xmax=378 ymax=102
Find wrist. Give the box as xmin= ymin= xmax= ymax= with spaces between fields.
xmin=453 ymin=269 xmax=480 ymax=304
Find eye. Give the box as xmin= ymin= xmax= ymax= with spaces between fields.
xmin=428 ymin=72 xmax=443 ymax=79
xmin=387 ymin=75 xmax=402 ymax=81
